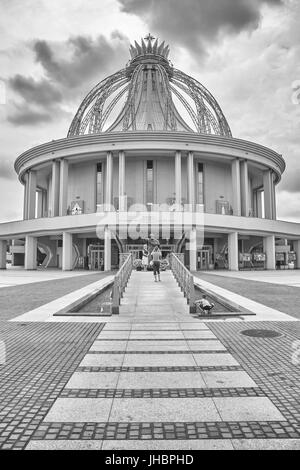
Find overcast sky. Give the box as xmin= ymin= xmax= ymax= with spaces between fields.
xmin=0 ymin=0 xmax=300 ymax=222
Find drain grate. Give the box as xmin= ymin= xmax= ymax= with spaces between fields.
xmin=241 ymin=329 xmax=282 ymax=338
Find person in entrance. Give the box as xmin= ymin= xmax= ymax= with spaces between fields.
xmin=195 ymin=295 xmax=215 ymax=315
xmin=142 ymin=244 xmax=149 ymax=271
xmin=151 ymin=246 xmax=162 ymax=282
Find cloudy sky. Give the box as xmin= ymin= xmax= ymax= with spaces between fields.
xmin=0 ymin=0 xmax=300 ymax=222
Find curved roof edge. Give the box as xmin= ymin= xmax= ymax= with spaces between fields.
xmin=14 ymin=131 xmax=285 ymax=182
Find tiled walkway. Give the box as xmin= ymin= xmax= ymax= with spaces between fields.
xmin=23 ymin=271 xmax=300 ymax=450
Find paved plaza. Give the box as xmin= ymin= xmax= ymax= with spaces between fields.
xmin=0 ymin=269 xmax=299 ymax=450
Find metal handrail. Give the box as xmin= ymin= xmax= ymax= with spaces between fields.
xmin=170 ymin=253 xmax=196 ymax=313
xmin=111 ymin=253 xmax=133 ymax=314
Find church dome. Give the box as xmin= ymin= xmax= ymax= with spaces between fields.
xmin=68 ymin=35 xmax=232 ymax=137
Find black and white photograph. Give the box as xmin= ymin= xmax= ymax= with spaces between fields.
xmin=0 ymin=0 xmax=299 ymax=457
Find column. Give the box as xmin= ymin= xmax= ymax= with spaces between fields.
xmin=228 ymin=232 xmax=239 ymax=271
xmin=263 ymin=170 xmax=273 ymax=220
xmin=27 ymin=171 xmax=37 ymax=219
xmin=104 ymin=226 xmax=111 ymax=271
xmin=25 ymin=236 xmax=37 ymax=270
xmin=23 ymin=173 xmax=29 ymax=220
xmin=240 ymin=160 xmax=249 ymax=217
xmin=189 ymin=227 xmax=197 ymax=271
xmin=105 ymin=151 xmax=113 ymax=210
xmin=272 ymin=173 xmax=277 ymax=220
xmin=0 ymin=240 xmax=6 ymax=269
xmin=187 ymin=151 xmax=194 ymax=209
xmin=51 ymin=160 xmax=60 ymax=217
xmin=293 ymin=240 xmax=300 ymax=269
xmin=231 ymin=159 xmax=241 ymax=216
xmin=256 ymin=190 xmax=263 ymax=218
xmin=118 ymin=151 xmax=126 ymax=211
xmin=42 ymin=189 xmax=48 ymax=217
xmin=59 ymin=159 xmax=69 ymax=216
xmin=175 ymin=150 xmax=182 ymax=206
xmin=263 ymin=235 xmax=275 ymax=270
xmin=37 ymin=190 xmax=43 ymax=218
xmin=62 ymin=232 xmax=73 ymax=271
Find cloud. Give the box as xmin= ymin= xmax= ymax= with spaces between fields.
xmin=33 ymin=32 xmax=129 ymax=90
xmin=6 ymin=32 xmax=129 ymax=127
xmin=278 ymin=169 xmax=300 ymax=193
xmin=7 ymin=103 xmax=53 ymax=126
xmin=9 ymin=75 xmax=62 ymax=105
xmin=0 ymin=159 xmax=16 ymax=180
xmin=276 ymin=190 xmax=300 ymax=222
xmin=7 ymin=75 xmax=63 ymax=126
xmin=118 ymin=0 xmax=283 ymax=55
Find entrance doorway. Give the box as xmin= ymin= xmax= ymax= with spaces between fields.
xmin=197 ymin=250 xmax=210 ymax=270
xmin=89 ymin=248 xmax=104 ymax=270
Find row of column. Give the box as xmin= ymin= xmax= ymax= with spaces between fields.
xmin=23 ymin=158 xmax=69 ymax=220
xmin=105 ymin=150 xmax=195 ymax=210
xmin=2 ymin=235 xmax=300 ymax=271
xmin=231 ymin=158 xmax=276 ymax=219
xmin=4 ymin=228 xmax=112 ymax=271
xmin=22 ymin=153 xmax=277 ymax=220
xmin=188 ymin=231 xmax=281 ymax=272
xmin=227 ymin=233 xmax=279 ymax=271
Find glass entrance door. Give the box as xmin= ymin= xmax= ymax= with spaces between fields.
xmin=90 ymin=250 xmax=104 ymax=270
xmin=197 ymin=250 xmax=209 ymax=270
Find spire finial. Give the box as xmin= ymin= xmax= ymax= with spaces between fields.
xmin=144 ymin=33 xmax=155 ymax=44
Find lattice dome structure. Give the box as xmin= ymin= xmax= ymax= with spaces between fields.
xmin=68 ymin=36 xmax=232 ymax=137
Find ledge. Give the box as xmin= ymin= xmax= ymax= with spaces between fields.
xmin=14 ymin=131 xmax=285 ymax=183
xmin=0 ymin=212 xmax=299 ymax=239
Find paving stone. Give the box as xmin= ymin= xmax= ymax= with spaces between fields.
xmin=201 ymin=371 xmax=258 ymax=388
xmin=90 ymin=341 xmax=128 ymax=352
xmin=122 ymin=353 xmax=197 ymax=367
xmin=213 ymin=397 xmax=286 ymax=421
xmin=117 ymin=371 xmax=206 ymax=389
xmin=80 ymin=354 xmax=125 ymax=367
xmin=44 ymin=398 xmax=113 ymax=423
xmin=109 ymin=397 xmax=221 ymax=422
xmin=65 ymin=372 xmax=120 ymax=389
xmin=183 ymin=331 xmax=217 ymax=339
xmin=102 ymin=439 xmax=234 ymax=449
xmin=187 ymin=340 xmax=226 ymax=351
xmin=232 ymin=438 xmax=300 ymax=450
xmin=26 ymin=440 xmax=103 ymax=450
xmin=126 ymin=341 xmax=190 ymax=352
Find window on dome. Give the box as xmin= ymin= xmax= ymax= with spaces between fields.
xmin=197 ymin=163 xmax=204 ymax=205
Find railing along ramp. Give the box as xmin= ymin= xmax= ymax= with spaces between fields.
xmin=169 ymin=253 xmax=196 ymax=313
xmin=112 ymin=253 xmax=133 ymax=314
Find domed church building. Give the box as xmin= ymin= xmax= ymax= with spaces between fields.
xmin=1 ymin=35 xmax=300 ymax=272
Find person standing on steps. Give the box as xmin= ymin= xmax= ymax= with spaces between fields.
xmin=142 ymin=244 xmax=149 ymax=271
xmin=151 ymin=245 xmax=162 ymax=282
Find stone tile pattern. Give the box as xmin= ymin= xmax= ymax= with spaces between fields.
xmin=0 ymin=322 xmax=104 ymax=449
xmin=30 ymin=420 xmax=296 ymax=441
xmin=208 ymin=321 xmax=300 ymax=434
xmin=2 ymin=268 xmax=300 ymax=449
xmin=27 ymin=321 xmax=300 ymax=445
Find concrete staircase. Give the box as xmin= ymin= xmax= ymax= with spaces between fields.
xmin=119 ymin=270 xmax=190 ymax=321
